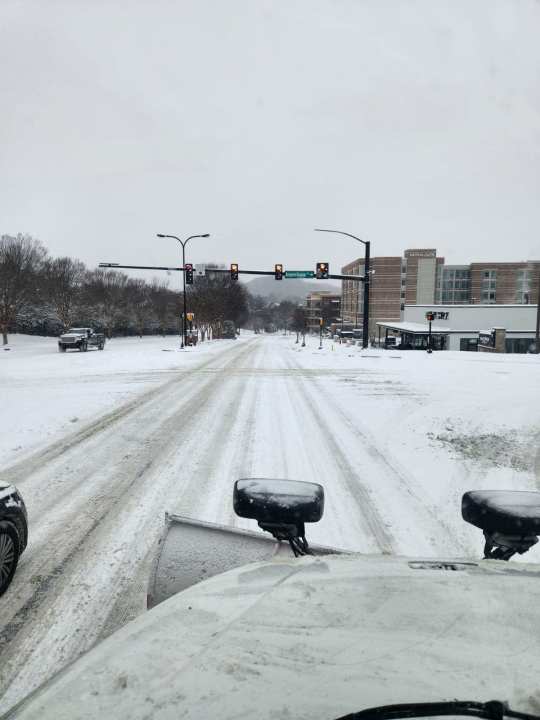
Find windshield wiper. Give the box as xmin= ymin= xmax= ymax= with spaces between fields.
xmin=336 ymin=700 xmax=540 ymax=720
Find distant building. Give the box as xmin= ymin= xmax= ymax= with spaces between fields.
xmin=341 ymin=249 xmax=444 ymax=336
xmin=469 ymin=262 xmax=539 ymax=305
xmin=342 ymin=250 xmax=539 ymax=336
xmin=377 ymin=304 xmax=538 ymax=353
xmin=305 ymin=292 xmax=341 ymax=333
xmin=436 ymin=265 xmax=471 ymax=304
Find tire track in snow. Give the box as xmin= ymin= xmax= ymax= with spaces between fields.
xmin=170 ymin=343 xmax=263 ymax=524
xmin=286 ymin=348 xmax=468 ymax=556
xmin=201 ymin=341 xmax=264 ymax=529
xmin=77 ymin=349 xmax=260 ymax=645
xmin=535 ymin=431 xmax=540 ymax=491
xmin=288 ymin=367 xmax=395 ymax=554
xmin=1 ymin=341 xmax=255 ymax=657
xmin=0 ymin=340 xmax=248 ymax=488
xmin=263 ymin=345 xmax=354 ymax=552
xmin=292 ymin=381 xmax=395 ymax=555
xmin=0 ymin=340 xmax=259 ymax=709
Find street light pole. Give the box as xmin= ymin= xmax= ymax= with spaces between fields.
xmin=314 ymin=228 xmax=371 ymax=349
xmin=534 ymin=266 xmax=540 ymax=355
xmin=157 ymin=233 xmax=210 ymax=348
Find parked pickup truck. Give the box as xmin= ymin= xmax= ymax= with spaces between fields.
xmin=58 ymin=328 xmax=106 ymax=352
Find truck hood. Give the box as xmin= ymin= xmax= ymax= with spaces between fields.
xmin=8 ymin=554 xmax=540 ymax=719
xmin=59 ymin=333 xmax=84 ymax=339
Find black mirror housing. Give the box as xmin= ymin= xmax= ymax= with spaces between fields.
xmin=462 ymin=490 xmax=540 ymax=535
xmin=234 ymin=478 xmax=324 ymax=526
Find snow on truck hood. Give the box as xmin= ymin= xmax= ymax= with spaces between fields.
xmin=9 ymin=555 xmax=540 ymax=720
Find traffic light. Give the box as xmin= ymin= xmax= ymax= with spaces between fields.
xmin=230 ymin=263 xmax=239 ymax=281
xmin=426 ymin=312 xmax=435 ymax=322
xmin=185 ymin=263 xmax=194 ymax=284
xmin=316 ymin=262 xmax=329 ymax=279
xmin=275 ymin=263 xmax=283 ymax=280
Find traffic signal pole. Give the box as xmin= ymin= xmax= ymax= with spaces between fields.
xmin=363 ymin=241 xmax=370 ymax=348
xmin=534 ymin=267 xmax=540 ymax=355
xmin=181 ymin=243 xmax=186 ymax=348
xmin=216 ymin=267 xmax=366 ymax=282
xmin=99 ymin=262 xmax=366 ymax=348
xmin=314 ymin=229 xmax=371 ymax=349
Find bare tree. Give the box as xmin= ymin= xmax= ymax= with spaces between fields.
xmin=126 ymin=278 xmax=153 ymax=337
xmin=82 ymin=269 xmax=129 ymax=337
xmin=0 ymin=234 xmax=48 ymax=345
xmin=149 ymin=280 xmax=179 ymax=336
xmin=189 ymin=272 xmax=249 ymax=338
xmin=292 ymin=306 xmax=307 ymax=343
xmin=43 ymin=256 xmax=86 ymax=331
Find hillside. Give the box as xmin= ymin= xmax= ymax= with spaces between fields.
xmin=244 ymin=275 xmax=341 ymax=302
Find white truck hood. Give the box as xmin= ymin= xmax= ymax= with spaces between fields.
xmin=8 ymin=554 xmax=540 ymax=719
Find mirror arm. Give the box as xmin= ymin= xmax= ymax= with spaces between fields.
xmin=483 ymin=530 xmax=538 ymax=561
xmin=258 ymin=521 xmax=312 ymax=556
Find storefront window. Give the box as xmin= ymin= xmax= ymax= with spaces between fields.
xmin=505 ymin=337 xmax=535 ymax=354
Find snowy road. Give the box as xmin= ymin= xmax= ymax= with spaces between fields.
xmin=1 ymin=334 xmax=539 ymax=711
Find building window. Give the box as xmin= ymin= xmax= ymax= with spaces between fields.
xmin=506 ymin=337 xmax=535 ymax=354
xmin=480 ymin=270 xmax=496 ymax=303
xmin=515 ymin=270 xmax=531 ymax=304
xmin=460 ymin=338 xmax=478 ymax=352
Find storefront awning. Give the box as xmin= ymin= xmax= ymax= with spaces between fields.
xmin=376 ymin=321 xmax=451 ymax=334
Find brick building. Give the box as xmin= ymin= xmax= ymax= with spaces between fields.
xmin=469 ymin=262 xmax=540 ymax=305
xmin=341 ymin=249 xmax=444 ymax=335
xmin=342 ymin=250 xmax=540 ymax=337
xmin=304 ymin=292 xmax=341 ymax=333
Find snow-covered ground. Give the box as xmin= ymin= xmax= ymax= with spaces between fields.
xmin=1 ymin=333 xmax=248 ymax=468
xmin=1 ymin=333 xmax=539 ymax=711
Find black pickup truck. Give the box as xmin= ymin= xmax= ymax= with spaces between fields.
xmin=58 ymin=327 xmax=106 ymax=352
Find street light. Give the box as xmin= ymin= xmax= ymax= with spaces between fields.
xmin=314 ymin=228 xmax=371 ymax=349
xmin=157 ymin=233 xmax=210 ymax=348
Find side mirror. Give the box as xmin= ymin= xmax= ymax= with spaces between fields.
xmin=462 ymin=490 xmax=540 ymax=560
xmin=234 ymin=478 xmax=324 ymax=555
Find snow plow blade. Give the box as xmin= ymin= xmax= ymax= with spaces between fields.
xmin=147 ymin=513 xmax=346 ymax=608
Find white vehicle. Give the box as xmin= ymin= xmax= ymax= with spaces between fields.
xmin=7 ymin=480 xmax=540 ymax=720
xmin=58 ymin=327 xmax=106 ymax=352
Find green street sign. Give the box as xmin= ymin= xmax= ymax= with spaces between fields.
xmin=285 ymin=270 xmax=315 ymax=279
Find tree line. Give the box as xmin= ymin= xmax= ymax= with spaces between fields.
xmin=0 ymin=233 xmax=307 ymax=345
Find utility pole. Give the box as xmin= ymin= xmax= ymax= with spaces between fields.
xmin=534 ymin=265 xmax=540 ymax=355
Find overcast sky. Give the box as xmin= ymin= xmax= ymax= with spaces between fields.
xmin=2 ymin=0 xmax=539 ymax=281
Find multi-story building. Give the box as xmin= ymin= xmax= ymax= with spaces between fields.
xmin=304 ymin=292 xmax=341 ymax=333
xmin=469 ymin=262 xmax=539 ymax=304
xmin=343 ymin=250 xmax=540 ymax=336
xmin=435 ymin=265 xmax=471 ymax=304
xmin=342 ymin=256 xmax=401 ymax=331
xmin=341 ymin=249 xmax=444 ymax=335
